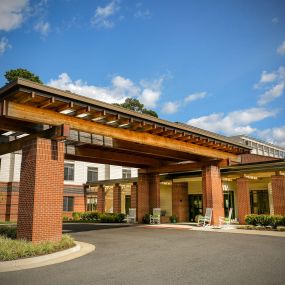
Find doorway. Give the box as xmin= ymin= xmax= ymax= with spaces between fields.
xmin=125 ymin=195 xmax=131 ymax=215
xmin=223 ymin=191 xmax=235 ymax=219
xmin=188 ymin=194 xmax=203 ymax=222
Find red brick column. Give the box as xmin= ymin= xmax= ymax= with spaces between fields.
xmin=137 ymin=173 xmax=150 ymax=223
xmin=172 ymin=182 xmax=189 ymax=222
xmin=271 ymin=175 xmax=285 ymax=215
xmin=131 ymin=182 xmax=137 ymax=209
xmin=236 ymin=178 xmax=250 ymax=224
xmin=97 ymin=185 xmax=105 ymax=213
xmin=149 ymin=174 xmax=160 ymax=211
xmin=137 ymin=173 xmax=160 ymax=222
xmin=113 ymin=183 xmax=122 ymax=213
xmin=17 ymin=138 xmax=64 ymax=243
xmin=202 ymin=165 xmax=224 ymax=225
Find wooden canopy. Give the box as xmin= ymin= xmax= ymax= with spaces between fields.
xmin=0 ymin=78 xmax=251 ymax=169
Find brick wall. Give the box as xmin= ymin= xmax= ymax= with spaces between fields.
xmin=271 ymin=175 xmax=285 ymax=215
xmin=236 ymin=178 xmax=250 ymax=224
xmin=149 ymin=174 xmax=160 ymax=211
xmin=0 ymin=182 xmax=19 ymax=222
xmin=131 ymin=182 xmax=137 ymax=209
xmin=172 ymin=182 xmax=189 ymax=222
xmin=17 ymin=138 xmax=64 ymax=243
xmin=113 ymin=183 xmax=121 ymax=213
xmin=202 ymin=165 xmax=224 ymax=225
xmin=97 ymin=185 xmax=105 ymax=213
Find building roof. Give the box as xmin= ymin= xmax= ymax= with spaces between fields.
xmin=0 ymin=78 xmax=251 ymax=155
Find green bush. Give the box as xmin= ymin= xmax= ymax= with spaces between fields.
xmin=81 ymin=212 xmax=100 ymax=221
xmin=142 ymin=214 xmax=150 ymax=224
xmin=0 ymin=226 xmax=17 ymax=239
xmin=72 ymin=212 xmax=82 ymax=221
xmin=245 ymin=214 xmax=285 ymax=228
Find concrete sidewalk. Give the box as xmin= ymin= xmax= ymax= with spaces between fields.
xmin=141 ymin=223 xmax=285 ymax=237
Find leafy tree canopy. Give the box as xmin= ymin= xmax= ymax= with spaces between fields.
xmin=4 ymin=68 xmax=43 ymax=84
xmin=114 ymin=98 xmax=158 ymax=118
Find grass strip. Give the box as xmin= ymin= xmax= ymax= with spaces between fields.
xmin=0 ymin=234 xmax=75 ymax=261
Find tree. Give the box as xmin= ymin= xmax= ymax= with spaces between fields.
xmin=114 ymin=98 xmax=158 ymax=117
xmin=4 ymin=68 xmax=43 ymax=84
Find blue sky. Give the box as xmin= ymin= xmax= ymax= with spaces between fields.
xmin=0 ymin=0 xmax=285 ymax=146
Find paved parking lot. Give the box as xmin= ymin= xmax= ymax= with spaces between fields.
xmin=1 ymin=223 xmax=285 ymax=285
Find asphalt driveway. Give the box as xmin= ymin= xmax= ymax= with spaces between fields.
xmin=1 ymin=223 xmax=285 ymax=285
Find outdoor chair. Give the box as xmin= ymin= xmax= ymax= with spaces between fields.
xmin=197 ymin=208 xmax=212 ymax=228
xmin=219 ymin=208 xmax=233 ymax=229
xmin=126 ymin=208 xmax=136 ymax=223
xmin=150 ymin=208 xmax=161 ymax=224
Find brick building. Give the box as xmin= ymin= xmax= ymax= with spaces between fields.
xmin=0 ymin=78 xmax=284 ymax=242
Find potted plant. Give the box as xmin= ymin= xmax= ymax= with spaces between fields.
xmin=170 ymin=215 xmax=177 ymax=223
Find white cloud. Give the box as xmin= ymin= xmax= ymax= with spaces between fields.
xmin=134 ymin=3 xmax=151 ymax=19
xmin=258 ymin=82 xmax=284 ymax=105
xmin=0 ymin=0 xmax=29 ymax=31
xmin=161 ymin=101 xmax=180 ymax=114
xmin=0 ymin=37 xmax=12 ymax=55
xmin=277 ymin=41 xmax=285 ymax=55
xmin=254 ymin=66 xmax=285 ymax=105
xmin=34 ymin=21 xmax=50 ymax=36
xmin=254 ymin=71 xmax=277 ymax=89
xmin=48 ymin=73 xmax=163 ymax=107
xmin=258 ymin=126 xmax=285 ymax=148
xmin=91 ymin=0 xmax=119 ymax=29
xmin=187 ymin=107 xmax=278 ymax=136
xmin=139 ymin=77 xmax=164 ymax=108
xmin=184 ymin=92 xmax=207 ymax=103
xmin=272 ymin=17 xmax=279 ymax=24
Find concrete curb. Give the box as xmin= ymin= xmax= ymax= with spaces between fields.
xmin=0 ymin=241 xmax=95 ymax=272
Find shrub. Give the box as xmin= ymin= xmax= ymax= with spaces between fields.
xmin=245 ymin=214 xmax=285 ymax=229
xmin=0 ymin=226 xmax=17 ymax=239
xmin=142 ymin=214 xmax=150 ymax=224
xmin=72 ymin=212 xmax=82 ymax=221
xmin=63 ymin=216 xmax=69 ymax=222
xmin=81 ymin=212 xmax=100 ymax=221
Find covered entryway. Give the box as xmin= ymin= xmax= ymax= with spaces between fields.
xmin=0 ymin=78 xmax=251 ymax=242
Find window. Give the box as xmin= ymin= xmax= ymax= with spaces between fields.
xmin=63 ymin=196 xmax=74 ymax=211
xmin=87 ymin=197 xmax=97 ymax=211
xmin=87 ymin=167 xmax=98 ymax=182
xmin=64 ymin=163 xmax=74 ymax=181
xmin=250 ymin=190 xmax=269 ymax=215
xmin=122 ymin=168 xmax=132 ymax=179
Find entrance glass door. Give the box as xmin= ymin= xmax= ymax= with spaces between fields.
xmin=223 ymin=191 xmax=235 ymax=219
xmin=188 ymin=194 xmax=203 ymax=222
xmin=250 ymin=190 xmax=269 ymax=214
xmin=125 ymin=195 xmax=131 ymax=215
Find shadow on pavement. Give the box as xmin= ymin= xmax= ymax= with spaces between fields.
xmin=62 ymin=223 xmax=132 ymax=233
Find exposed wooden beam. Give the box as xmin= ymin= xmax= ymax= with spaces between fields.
xmin=0 ymin=125 xmax=70 ymax=155
xmin=0 ymin=117 xmax=42 ymax=133
xmin=4 ymin=101 xmax=239 ymax=161
xmin=38 ymin=97 xmax=55 ymax=108
xmin=75 ymin=106 xmax=91 ymax=118
xmin=91 ymin=110 xmax=106 ymax=121
xmin=17 ymin=92 xmax=35 ymax=104
xmin=65 ymin=153 xmax=147 ymax=168
xmin=140 ymin=159 xmax=230 ymax=174
xmin=75 ymin=147 xmax=164 ymax=167
xmin=57 ymin=102 xmax=74 ymax=113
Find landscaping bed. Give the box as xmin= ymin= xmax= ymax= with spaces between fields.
xmin=0 ymin=226 xmax=75 ymax=261
xmin=63 ymin=212 xmax=126 ymax=223
xmin=238 ymin=214 xmax=285 ymax=232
